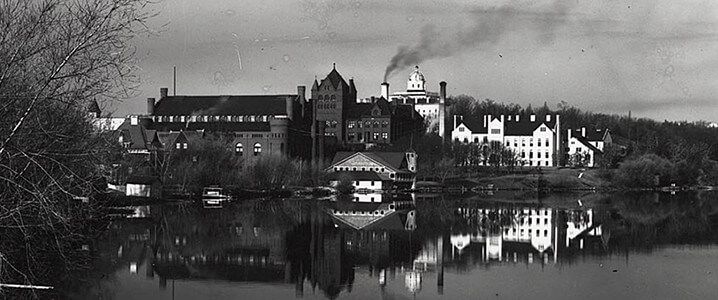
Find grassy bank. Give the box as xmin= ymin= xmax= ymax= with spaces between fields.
xmin=442 ymin=168 xmax=610 ymax=190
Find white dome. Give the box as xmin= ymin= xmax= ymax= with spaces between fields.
xmin=407 ymin=66 xmax=426 ymax=91
xmin=408 ymin=66 xmax=425 ymax=82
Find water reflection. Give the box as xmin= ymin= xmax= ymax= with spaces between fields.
xmin=70 ymin=191 xmax=718 ymax=299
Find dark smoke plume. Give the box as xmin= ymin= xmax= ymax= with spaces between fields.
xmin=383 ymin=0 xmax=574 ymax=81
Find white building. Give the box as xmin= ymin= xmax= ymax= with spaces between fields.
xmin=566 ymin=128 xmax=612 ymax=167
xmin=451 ymin=114 xmax=562 ymax=167
xmin=326 ymin=151 xmax=418 ymax=190
xmin=386 ymin=66 xmax=447 ymax=137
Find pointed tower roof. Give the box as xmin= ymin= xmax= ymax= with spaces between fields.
xmin=323 ymin=64 xmax=349 ymax=90
xmin=87 ymin=99 xmax=101 ymax=115
xmin=311 ymin=76 xmax=319 ymax=91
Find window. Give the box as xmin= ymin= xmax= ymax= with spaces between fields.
xmin=506 ymin=141 xmax=510 ymax=147
xmin=530 ymin=138 xmax=534 ymax=147
xmin=491 ymin=129 xmax=500 ymax=134
xmin=522 ymin=139 xmax=526 ymax=147
xmin=545 ymin=138 xmax=549 ymax=146
xmin=253 ymin=143 xmax=262 ymax=156
xmin=183 ymin=143 xmax=188 ymax=149
xmin=538 ymin=139 xmax=542 ymax=147
xmin=374 ymin=121 xmax=379 ymax=128
xmin=175 ymin=143 xmax=181 ymax=149
xmin=348 ymin=121 xmax=355 ymax=129
xmin=373 ymin=132 xmax=379 ymax=140
xmin=235 ymin=143 xmax=243 ymax=155
xmin=540 ymin=127 xmax=547 ymax=132
xmin=382 ymin=121 xmax=388 ymax=128
xmin=537 ymin=152 xmax=541 ymax=158
xmin=458 ymin=127 xmax=465 ymax=132
xmin=382 ymin=132 xmax=388 ymax=139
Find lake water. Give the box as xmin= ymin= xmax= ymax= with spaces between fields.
xmin=42 ymin=192 xmax=718 ymax=299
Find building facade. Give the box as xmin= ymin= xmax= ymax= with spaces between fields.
xmin=326 ymin=151 xmax=418 ymax=190
xmin=566 ymin=128 xmax=612 ymax=167
xmin=451 ymin=114 xmax=562 ymax=167
xmin=387 ymin=66 xmax=447 ymax=137
xmin=311 ymin=65 xmax=423 ymax=152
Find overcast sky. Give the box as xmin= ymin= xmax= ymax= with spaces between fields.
xmin=111 ymin=0 xmax=718 ymax=122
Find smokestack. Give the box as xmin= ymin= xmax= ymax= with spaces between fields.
xmin=439 ymin=81 xmax=446 ymax=103
xmin=567 ymin=128 xmax=572 ymax=140
xmin=581 ymin=127 xmax=586 ymax=137
xmin=146 ymin=98 xmax=155 ymax=115
xmin=160 ymin=88 xmax=168 ymax=99
xmin=530 ymin=114 xmax=536 ymax=122
xmin=516 ymin=115 xmax=520 ymax=122
xmin=173 ymin=65 xmax=177 ymax=96
xmin=381 ymin=82 xmax=389 ymax=100
xmin=546 ymin=115 xmax=551 ymax=122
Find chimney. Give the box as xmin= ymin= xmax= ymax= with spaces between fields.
xmin=130 ymin=115 xmax=138 ymax=125
xmin=530 ymin=114 xmax=536 ymax=122
xmin=297 ymin=85 xmax=306 ymax=102
xmin=160 ymin=87 xmax=168 ymax=99
xmin=484 ymin=115 xmax=489 ymax=127
xmin=581 ymin=127 xmax=586 ymax=137
xmin=515 ymin=115 xmax=520 ymax=122
xmin=381 ymin=82 xmax=389 ymax=100
xmin=439 ymin=81 xmax=447 ymax=103
xmin=500 ymin=115 xmax=505 ymax=123
xmin=567 ymin=128 xmax=572 ymax=140
xmin=546 ymin=115 xmax=551 ymax=122
xmin=147 ymin=98 xmax=155 ymax=115
xmin=454 ymin=115 xmax=459 ymax=129
xmin=286 ymin=96 xmax=294 ymax=120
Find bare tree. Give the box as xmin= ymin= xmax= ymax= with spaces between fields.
xmin=0 ymin=0 xmax=155 ymax=294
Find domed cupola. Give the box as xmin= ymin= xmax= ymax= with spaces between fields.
xmin=407 ymin=66 xmax=426 ymax=91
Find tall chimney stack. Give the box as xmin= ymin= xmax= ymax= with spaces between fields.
xmin=381 ymin=82 xmax=389 ymax=100
xmin=160 ymin=87 xmax=168 ymax=99
xmin=439 ymin=81 xmax=446 ymax=103
xmin=297 ymin=85 xmax=306 ymax=102
xmin=147 ymin=98 xmax=155 ymax=115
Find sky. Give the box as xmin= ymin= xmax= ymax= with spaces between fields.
xmin=111 ymin=0 xmax=718 ymax=122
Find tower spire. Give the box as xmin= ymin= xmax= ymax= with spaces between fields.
xmin=332 ymin=62 xmax=336 ymax=70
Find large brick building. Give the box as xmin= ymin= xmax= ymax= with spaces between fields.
xmin=311 ymin=65 xmax=423 ymax=152
xmin=110 ymin=86 xmax=312 ymax=160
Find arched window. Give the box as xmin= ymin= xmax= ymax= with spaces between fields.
xmin=330 ymin=95 xmax=336 ymax=100
xmin=318 ymin=95 xmax=324 ymax=100
xmin=235 ymin=143 xmax=243 ymax=156
xmin=253 ymin=143 xmax=262 ymax=156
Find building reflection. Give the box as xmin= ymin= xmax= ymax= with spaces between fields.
xmin=89 ymin=192 xmax=718 ymax=299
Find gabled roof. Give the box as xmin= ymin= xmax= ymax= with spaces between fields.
xmin=505 ymin=120 xmax=556 ymax=136
xmin=87 ymin=99 xmax=101 ymax=114
xmin=572 ymin=128 xmax=608 ymax=142
xmin=574 ymin=136 xmax=602 ymax=153
xmin=458 ymin=119 xmax=487 ymax=133
xmin=329 ymin=151 xmax=409 ymax=172
xmin=153 ymin=95 xmax=295 ymax=116
xmin=347 ymin=98 xmax=393 ymax=118
xmin=323 ymin=68 xmax=349 ymax=90
xmin=117 ymin=122 xmax=149 ymax=150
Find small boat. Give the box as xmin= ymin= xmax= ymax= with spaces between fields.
xmin=202 ymin=186 xmax=232 ymax=208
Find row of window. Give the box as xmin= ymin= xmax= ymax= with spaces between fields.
xmin=334 ymin=166 xmax=386 ymax=172
xmin=316 ymin=95 xmax=337 ymax=100
xmin=234 ymin=142 xmax=263 ymax=156
xmin=347 ymin=120 xmax=389 ymax=129
xmin=507 ymin=138 xmax=551 ymax=148
xmin=520 ymin=151 xmax=551 ymax=159
xmin=505 ymin=228 xmax=550 ymax=237
xmin=347 ymin=132 xmax=389 ymax=141
xmin=154 ymin=115 xmax=272 ymax=123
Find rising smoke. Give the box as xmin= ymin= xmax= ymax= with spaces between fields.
xmin=383 ymin=0 xmax=574 ymax=81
